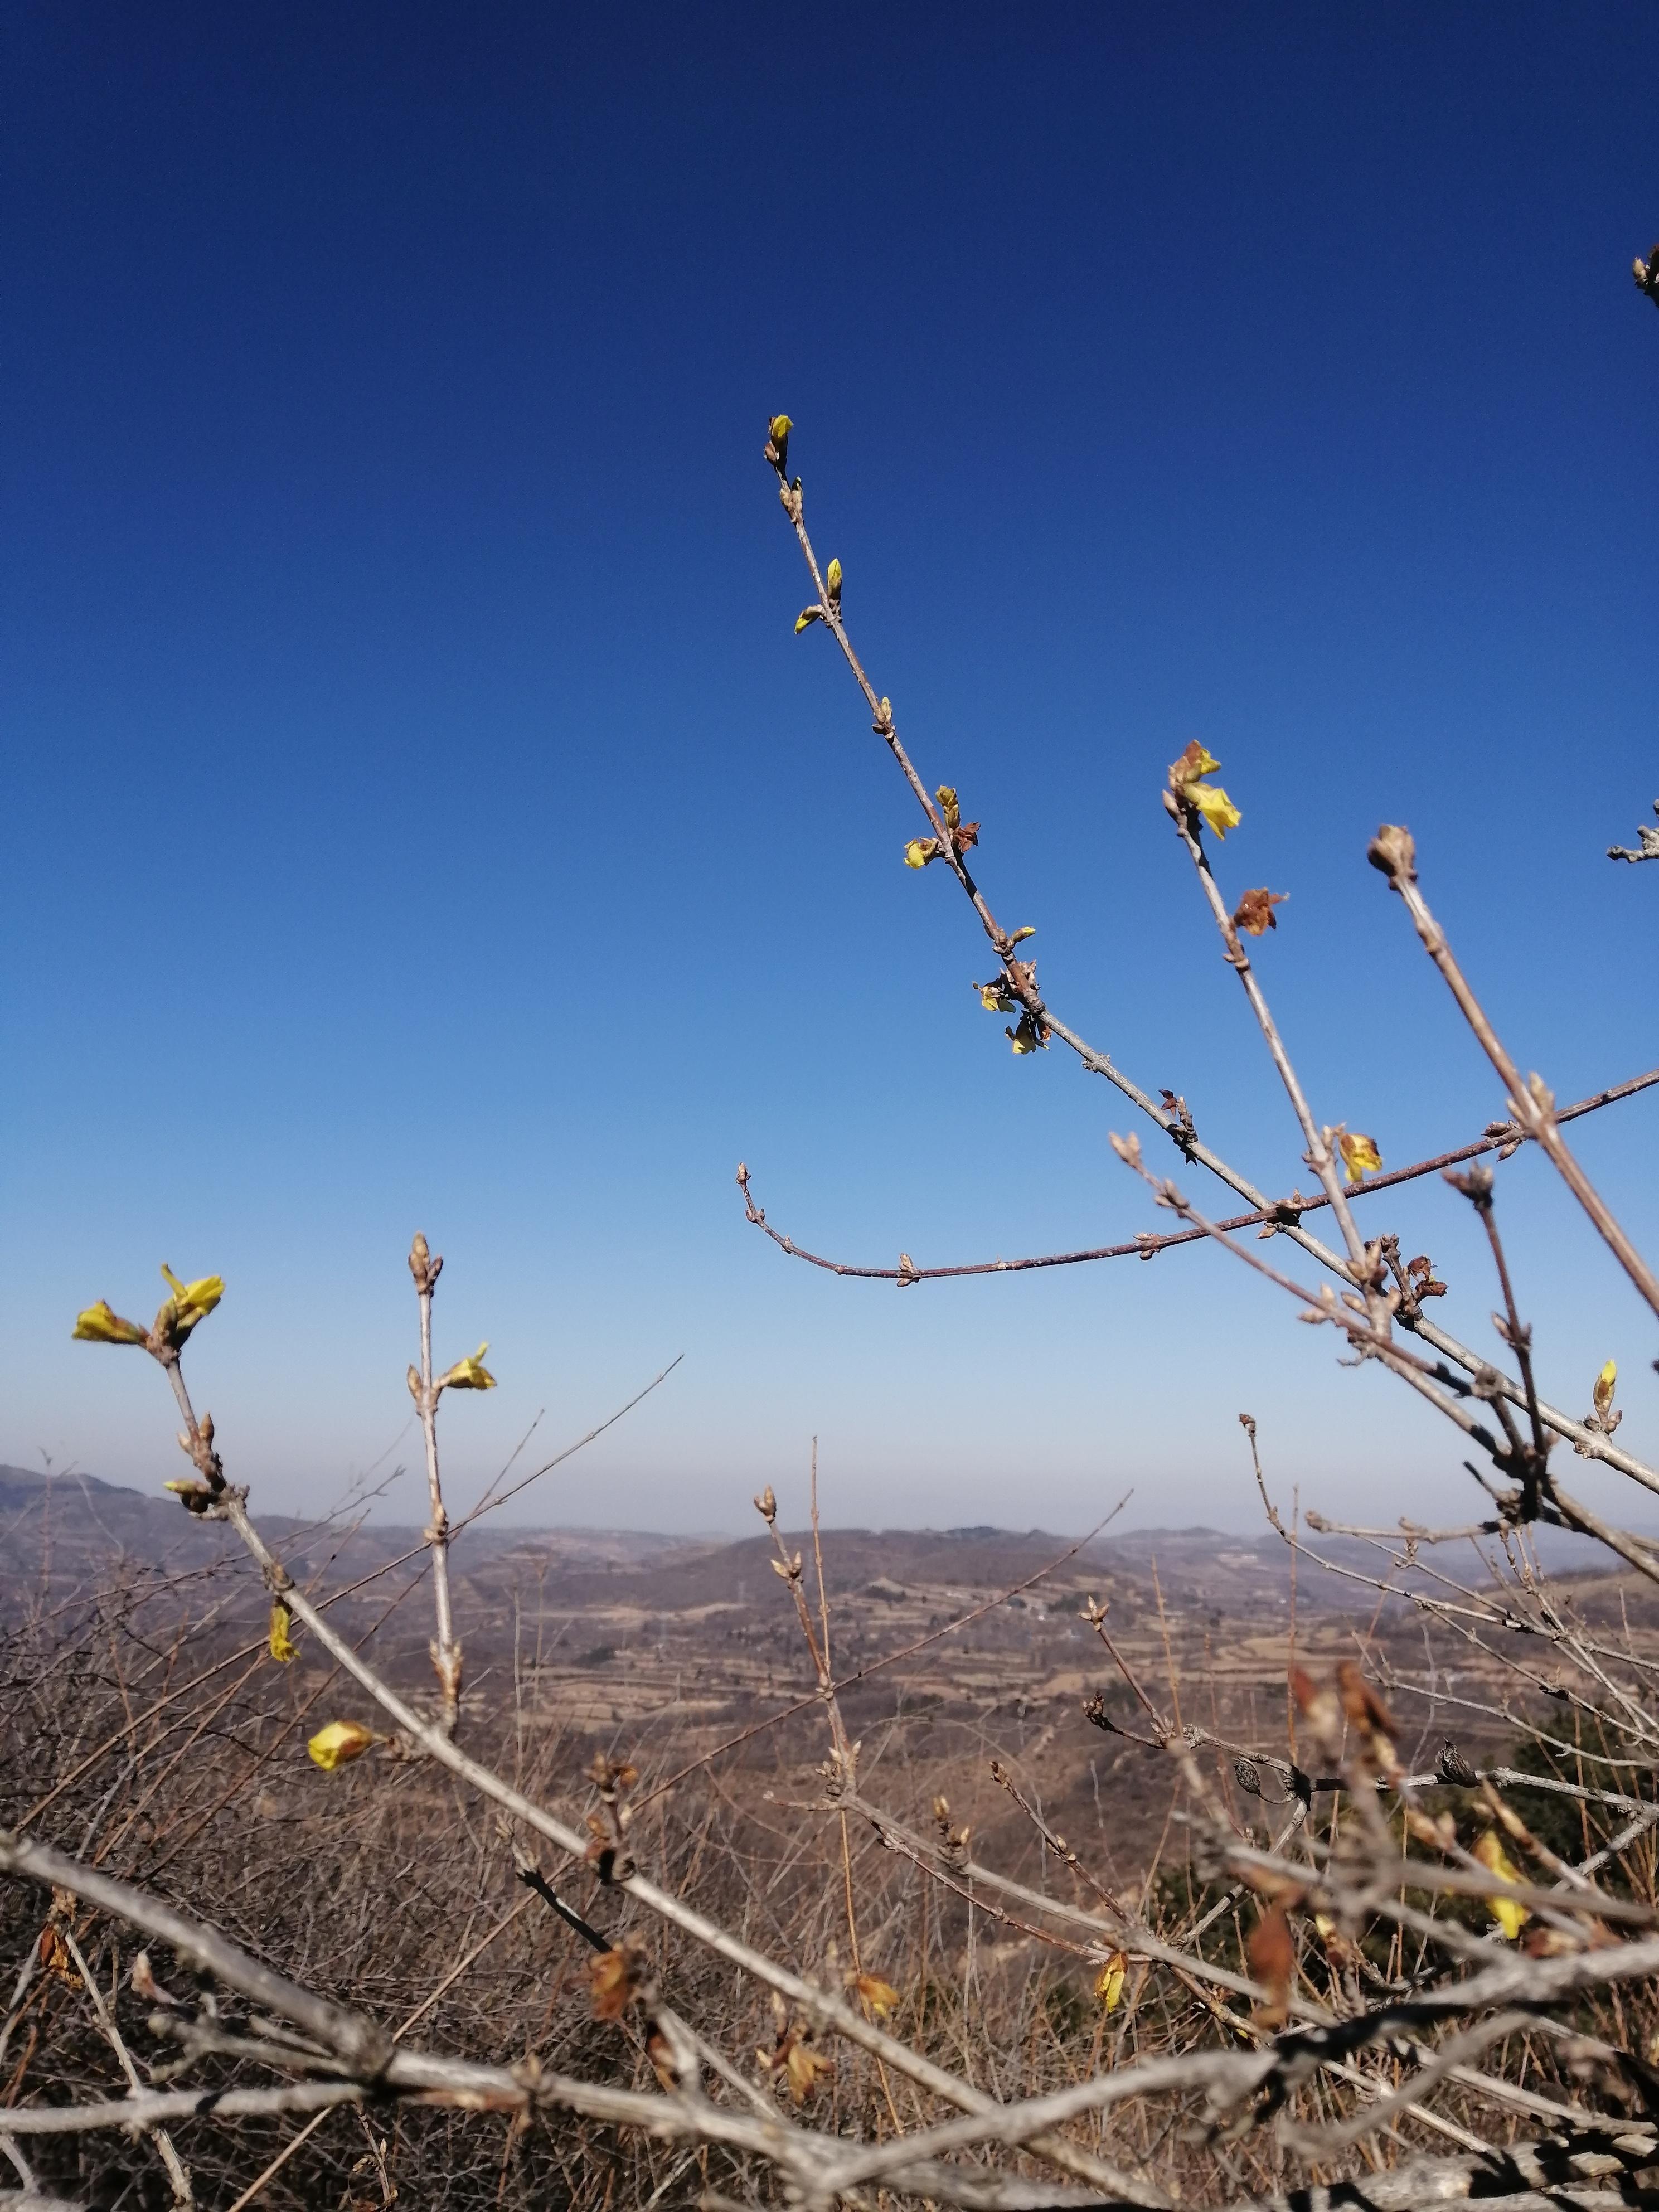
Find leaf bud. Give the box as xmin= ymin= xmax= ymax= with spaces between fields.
xmin=1367 ymin=823 xmax=1417 ymax=884
xmin=72 ymin=1301 xmax=149 ymax=1346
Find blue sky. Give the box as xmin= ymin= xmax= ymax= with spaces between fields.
xmin=4 ymin=2 xmax=1657 ymax=1537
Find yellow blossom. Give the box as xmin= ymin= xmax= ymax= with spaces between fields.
xmin=1594 ymin=1359 xmax=1617 ymax=1421
xmin=308 ymin=1721 xmax=375 ymax=1771
xmin=1094 ymin=1952 xmax=1127 ymax=2010
xmin=1168 ymin=741 xmax=1241 ymax=838
xmin=1190 ymin=783 xmax=1241 ymax=837
xmin=1337 ymin=1131 xmax=1382 ymax=1181
xmin=268 ymin=1601 xmax=297 ymax=1665
xmin=825 ymin=556 xmax=842 ymax=605
xmin=904 ymin=838 xmax=940 ymax=869
xmin=72 ymin=1301 xmax=148 ymax=1346
xmin=1472 ymin=1829 xmax=1530 ymax=1940
xmin=439 ymin=1342 xmax=497 ymax=1392
xmin=768 ymin=413 xmax=793 ymax=464
xmin=154 ymin=1265 xmax=224 ymax=1345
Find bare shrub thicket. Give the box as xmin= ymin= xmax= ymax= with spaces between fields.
xmin=7 ymin=274 xmax=1659 ymax=2209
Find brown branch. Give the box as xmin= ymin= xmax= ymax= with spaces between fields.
xmin=1371 ymin=827 xmax=1659 ymax=1323
xmin=735 ymin=1066 xmax=1658 ymax=1282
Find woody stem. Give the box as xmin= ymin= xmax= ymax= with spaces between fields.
xmin=418 ymin=1282 xmax=462 ymax=1735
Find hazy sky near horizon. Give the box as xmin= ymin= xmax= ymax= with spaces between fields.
xmin=5 ymin=3 xmax=1658 ymax=1540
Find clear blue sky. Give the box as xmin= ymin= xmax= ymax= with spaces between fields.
xmin=5 ymin=2 xmax=1657 ymax=1536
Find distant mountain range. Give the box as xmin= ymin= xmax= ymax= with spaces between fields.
xmin=0 ymin=1458 xmax=1619 ymax=1613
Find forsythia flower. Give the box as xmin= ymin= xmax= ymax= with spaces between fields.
xmin=1472 ymin=1829 xmax=1530 ymax=1940
xmin=308 ymin=1721 xmax=375 ymax=1770
xmin=72 ymin=1301 xmax=148 ymax=1346
xmin=1168 ymin=741 xmax=1241 ymax=838
xmin=268 ymin=1600 xmax=297 ymax=1665
xmin=904 ymin=837 xmax=941 ymax=868
xmin=439 ymin=1342 xmax=497 ymax=1391
xmin=1337 ymin=1131 xmax=1383 ymax=1181
xmin=159 ymin=1264 xmax=224 ymax=1332
xmin=825 ymin=556 xmax=842 ymax=605
xmin=1190 ymin=783 xmax=1241 ymax=837
xmin=767 ymin=413 xmax=793 ymax=468
xmin=1094 ymin=1952 xmax=1127 ymax=2010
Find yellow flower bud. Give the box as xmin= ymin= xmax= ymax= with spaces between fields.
xmin=72 ymin=1301 xmax=149 ymax=1346
xmin=308 ymin=1720 xmax=376 ymax=1771
xmin=1094 ymin=1952 xmax=1127 ymax=2010
xmin=269 ymin=1600 xmax=297 ymax=1665
xmin=904 ymin=838 xmax=940 ymax=869
xmin=1594 ymin=1359 xmax=1617 ymax=1420
xmin=794 ymin=607 xmax=823 ymax=634
xmin=825 ymin=556 xmax=842 ymax=605
xmin=767 ymin=414 xmax=793 ymax=470
xmin=439 ymin=1342 xmax=497 ymax=1392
